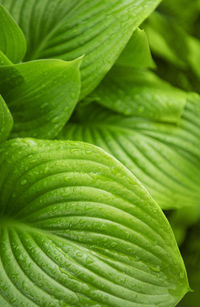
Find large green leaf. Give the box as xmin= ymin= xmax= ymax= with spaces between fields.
xmin=0 ymin=58 xmax=81 ymax=139
xmin=59 ymin=94 xmax=200 ymax=210
xmin=0 ymin=4 xmax=26 ymax=63
xmin=0 ymin=95 xmax=13 ymax=144
xmin=0 ymin=138 xmax=189 ymax=306
xmin=88 ymin=66 xmax=186 ymax=123
xmin=0 ymin=0 xmax=161 ymax=98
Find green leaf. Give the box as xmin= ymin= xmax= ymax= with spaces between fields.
xmin=0 ymin=95 xmax=13 ymax=144
xmin=159 ymin=0 xmax=200 ymax=33
xmin=187 ymin=36 xmax=200 ymax=78
xmin=0 ymin=51 xmax=13 ymax=66
xmin=0 ymin=0 xmax=161 ymax=98
xmin=116 ymin=28 xmax=155 ymax=69
xmin=178 ymin=224 xmax=200 ymax=306
xmin=91 ymin=66 xmax=186 ymax=123
xmin=58 ymin=94 xmax=200 ymax=210
xmin=0 ymin=4 xmax=26 ymax=63
xmin=0 ymin=138 xmax=189 ymax=306
xmin=143 ymin=8 xmax=200 ymax=93
xmin=0 ymin=58 xmax=81 ymax=139
xmin=169 ymin=205 xmax=200 ymax=246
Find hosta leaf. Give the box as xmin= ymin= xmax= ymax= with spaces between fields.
xmin=0 ymin=138 xmax=189 ymax=306
xmin=0 ymin=58 xmax=81 ymax=139
xmin=0 ymin=4 xmax=26 ymax=63
xmin=0 ymin=95 xmax=13 ymax=144
xmin=0 ymin=0 xmax=161 ymax=98
xmin=91 ymin=66 xmax=186 ymax=123
xmin=59 ymin=93 xmax=200 ymax=210
xmin=116 ymin=28 xmax=155 ymax=69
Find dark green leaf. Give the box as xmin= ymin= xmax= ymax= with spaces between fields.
xmin=178 ymin=224 xmax=200 ymax=306
xmin=143 ymin=12 xmax=189 ymax=68
xmin=0 ymin=4 xmax=26 ymax=63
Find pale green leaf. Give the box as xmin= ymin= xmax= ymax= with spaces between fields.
xmin=0 ymin=0 xmax=161 ymax=98
xmin=0 ymin=58 xmax=81 ymax=139
xmin=0 ymin=4 xmax=26 ymax=63
xmin=116 ymin=28 xmax=155 ymax=69
xmin=59 ymin=94 xmax=200 ymax=210
xmin=0 ymin=138 xmax=189 ymax=306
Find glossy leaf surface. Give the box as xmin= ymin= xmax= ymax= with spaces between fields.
xmin=0 ymin=138 xmax=189 ymax=306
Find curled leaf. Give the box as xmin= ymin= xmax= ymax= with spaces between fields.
xmin=0 ymin=58 xmax=81 ymax=139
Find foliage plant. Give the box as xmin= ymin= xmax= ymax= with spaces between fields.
xmin=0 ymin=0 xmax=199 ymax=306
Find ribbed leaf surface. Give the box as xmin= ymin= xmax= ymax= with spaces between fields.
xmin=0 ymin=95 xmax=13 ymax=144
xmin=0 ymin=139 xmax=189 ymax=306
xmin=59 ymin=94 xmax=200 ymax=210
xmin=0 ymin=0 xmax=161 ymax=98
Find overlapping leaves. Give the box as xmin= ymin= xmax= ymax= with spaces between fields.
xmin=0 ymin=95 xmax=13 ymax=144
xmin=59 ymin=93 xmax=200 ymax=210
xmin=143 ymin=0 xmax=200 ymax=93
xmin=0 ymin=58 xmax=81 ymax=139
xmin=0 ymin=4 xmax=26 ymax=63
xmin=178 ymin=224 xmax=200 ymax=306
xmin=0 ymin=0 xmax=161 ymax=98
xmin=0 ymin=0 xmax=199 ymax=306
